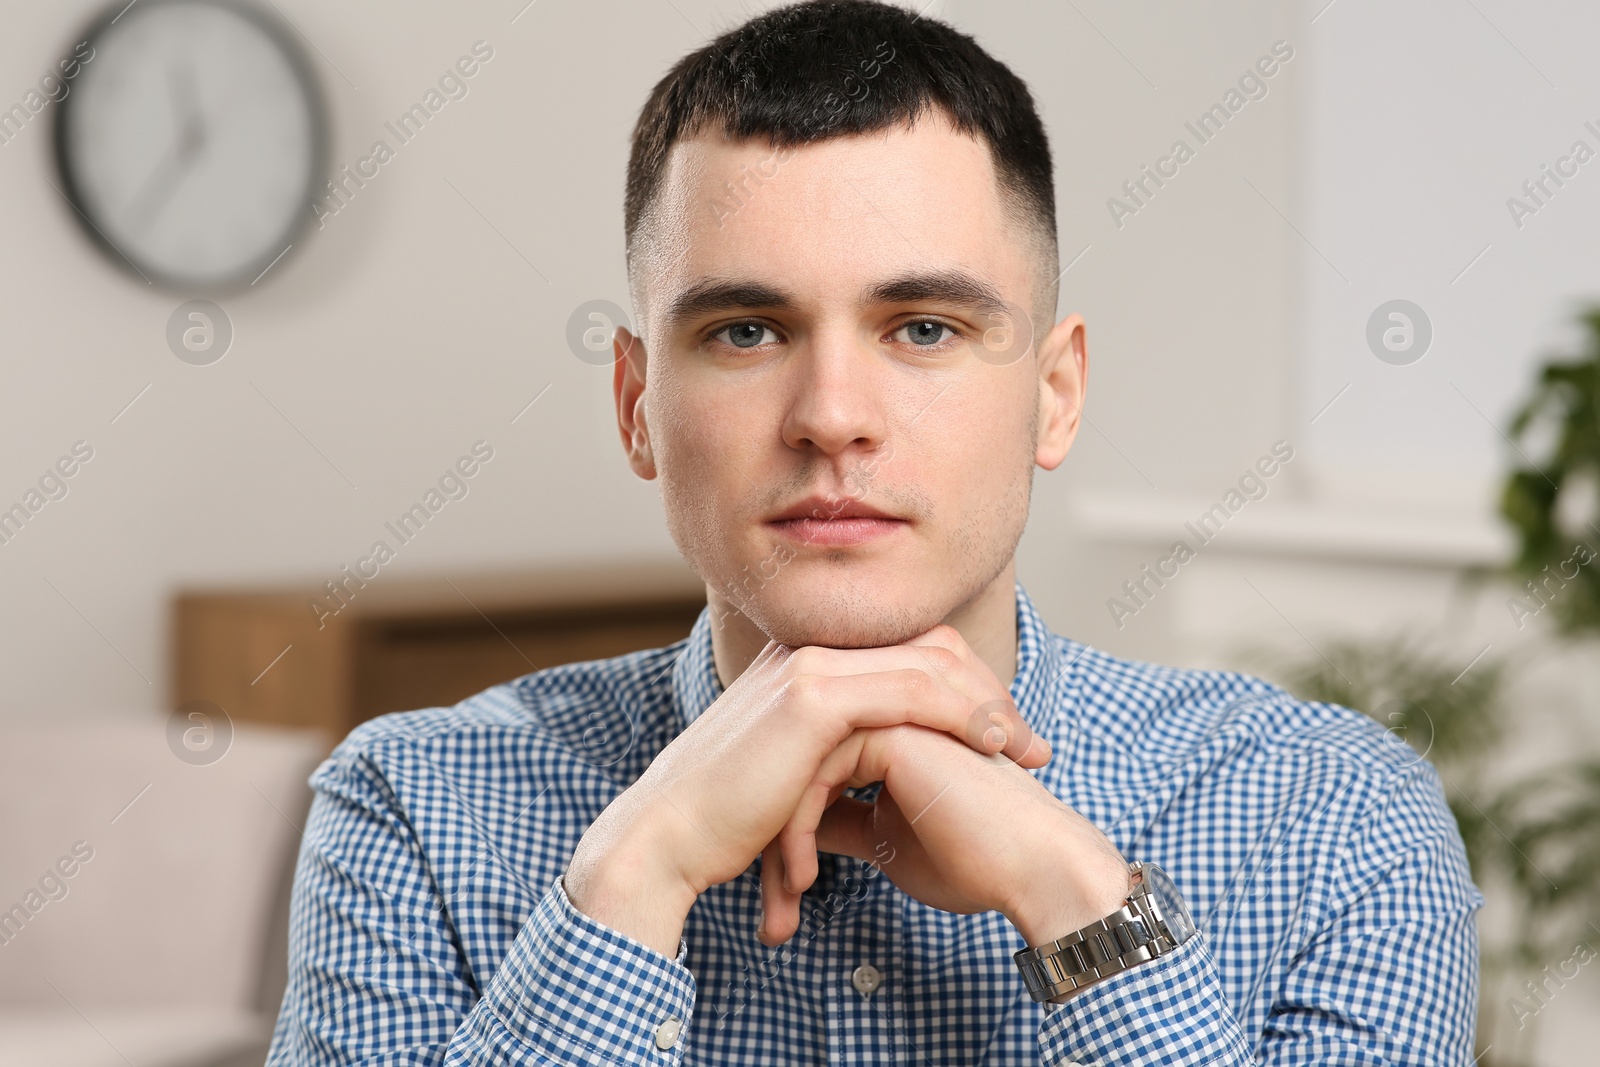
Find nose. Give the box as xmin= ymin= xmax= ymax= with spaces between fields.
xmin=778 ymin=328 xmax=889 ymax=457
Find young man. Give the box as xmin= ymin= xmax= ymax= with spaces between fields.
xmin=267 ymin=2 xmax=1482 ymax=1063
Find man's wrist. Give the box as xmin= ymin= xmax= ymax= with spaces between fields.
xmin=565 ymin=812 xmax=698 ymax=958
xmin=1007 ymin=847 xmax=1132 ymax=949
xmin=1013 ymin=860 xmax=1200 ymax=1005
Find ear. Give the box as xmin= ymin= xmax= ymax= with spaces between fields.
xmin=1034 ymin=313 xmax=1087 ymax=471
xmin=612 ymin=326 xmax=656 ymax=479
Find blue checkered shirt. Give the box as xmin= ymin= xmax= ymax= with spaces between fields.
xmin=266 ymin=582 xmax=1483 ymax=1065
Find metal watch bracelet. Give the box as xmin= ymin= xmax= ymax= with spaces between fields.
xmin=1011 ymin=861 xmax=1186 ymax=1004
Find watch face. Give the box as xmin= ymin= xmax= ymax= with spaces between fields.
xmin=55 ymin=0 xmax=326 ymax=290
xmin=1142 ymin=864 xmax=1197 ymax=945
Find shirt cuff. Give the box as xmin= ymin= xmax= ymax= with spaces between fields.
xmin=473 ymin=872 xmax=697 ymax=1064
xmin=1038 ymin=930 xmax=1253 ymax=1066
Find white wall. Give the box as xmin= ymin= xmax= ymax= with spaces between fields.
xmin=1055 ymin=0 xmax=1600 ymax=669
xmin=1297 ymin=0 xmax=1600 ymax=504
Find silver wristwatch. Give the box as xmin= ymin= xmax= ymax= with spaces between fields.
xmin=1012 ymin=861 xmax=1197 ymax=1003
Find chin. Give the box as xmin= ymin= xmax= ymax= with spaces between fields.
xmin=743 ymin=575 xmax=946 ymax=650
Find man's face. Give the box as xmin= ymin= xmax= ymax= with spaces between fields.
xmin=619 ymin=112 xmax=1073 ymax=649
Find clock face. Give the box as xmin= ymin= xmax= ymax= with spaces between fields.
xmin=55 ymin=0 xmax=326 ymax=290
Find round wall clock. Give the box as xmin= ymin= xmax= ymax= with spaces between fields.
xmin=54 ymin=0 xmax=327 ymax=291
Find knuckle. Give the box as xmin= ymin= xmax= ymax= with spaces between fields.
xmin=899 ymin=668 xmax=934 ymax=699
xmin=786 ymin=672 xmax=825 ymax=707
xmin=921 ymin=645 xmax=959 ymax=675
xmin=786 ymin=646 xmax=821 ymax=673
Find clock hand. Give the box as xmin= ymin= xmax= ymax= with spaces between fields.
xmin=123 ymin=65 xmax=206 ymax=235
xmin=169 ymin=61 xmax=206 ymax=152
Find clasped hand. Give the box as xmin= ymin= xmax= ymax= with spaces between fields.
xmin=564 ymin=625 xmax=1130 ymax=957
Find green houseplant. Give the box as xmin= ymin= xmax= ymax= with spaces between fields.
xmin=1501 ymin=305 xmax=1600 ymax=633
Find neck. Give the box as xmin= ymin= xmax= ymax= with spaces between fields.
xmin=706 ymin=560 xmax=1020 ymax=691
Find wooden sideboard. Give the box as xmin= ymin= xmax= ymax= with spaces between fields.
xmin=172 ymin=561 xmax=708 ymax=746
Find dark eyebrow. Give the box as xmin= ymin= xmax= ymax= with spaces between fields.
xmin=663 ymin=280 xmax=799 ymax=334
xmin=863 ymin=269 xmax=1010 ymax=320
xmin=661 ymin=268 xmax=1011 ymax=334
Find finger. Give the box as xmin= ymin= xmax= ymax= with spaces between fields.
xmin=968 ymin=696 xmax=1051 ymax=769
xmin=778 ymin=742 xmax=863 ymax=893
xmin=794 ymin=666 xmax=1021 ymax=762
xmin=811 ymin=795 xmax=875 ymax=861
xmin=779 ymin=727 xmax=919 ymax=885
xmin=903 ymin=624 xmax=1004 ymax=687
xmin=792 ymin=642 xmax=970 ymax=693
xmin=758 ymin=838 xmax=801 ymax=945
xmin=799 ymin=635 xmax=1051 ymax=769
xmin=903 ymin=628 xmax=1051 ymax=768
xmin=815 ymin=725 xmax=977 ymax=848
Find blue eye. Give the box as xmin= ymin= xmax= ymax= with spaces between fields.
xmin=714 ymin=322 xmax=775 ymax=349
xmin=895 ymin=320 xmax=955 ymax=347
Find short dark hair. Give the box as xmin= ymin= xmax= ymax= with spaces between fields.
xmin=624 ymin=0 xmax=1059 ymax=324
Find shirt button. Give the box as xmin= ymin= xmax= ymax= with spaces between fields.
xmin=654 ymin=1017 xmax=682 ymax=1050
xmin=851 ymin=963 xmax=882 ymax=995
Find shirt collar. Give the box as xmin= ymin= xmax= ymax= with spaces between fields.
xmin=671 ymin=580 xmax=1064 ymax=745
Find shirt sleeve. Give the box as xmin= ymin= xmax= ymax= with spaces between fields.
xmin=264 ymin=736 xmax=698 ymax=1066
xmin=1035 ymin=761 xmax=1484 ymax=1066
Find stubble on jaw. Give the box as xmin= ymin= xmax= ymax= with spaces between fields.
xmin=670 ymin=398 xmax=1041 ymax=652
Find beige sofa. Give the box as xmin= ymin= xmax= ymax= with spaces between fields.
xmin=0 ymin=713 xmax=327 ymax=1067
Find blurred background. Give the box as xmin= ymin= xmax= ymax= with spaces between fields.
xmin=2 ymin=0 xmax=1597 ymax=1064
